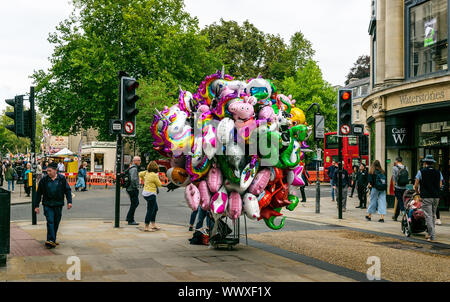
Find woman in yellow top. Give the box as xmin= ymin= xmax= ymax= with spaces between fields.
xmin=139 ymin=161 xmax=162 ymax=232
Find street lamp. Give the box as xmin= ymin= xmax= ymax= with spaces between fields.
xmin=307 ymin=103 xmax=324 ymax=214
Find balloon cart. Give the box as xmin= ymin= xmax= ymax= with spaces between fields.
xmin=209 ymin=215 xmax=248 ymax=250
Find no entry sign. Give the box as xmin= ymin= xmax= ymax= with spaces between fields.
xmin=340 ymin=124 xmax=350 ymax=135
xmin=124 ymin=121 xmax=134 ymax=134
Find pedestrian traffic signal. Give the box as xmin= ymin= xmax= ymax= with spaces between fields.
xmin=23 ymin=108 xmax=35 ymax=139
xmin=120 ymin=76 xmax=139 ymax=137
xmin=4 ymin=95 xmax=25 ymax=137
xmin=337 ymin=89 xmax=352 ymax=136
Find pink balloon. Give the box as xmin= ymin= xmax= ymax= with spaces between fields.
xmin=248 ymin=168 xmax=271 ymax=196
xmin=207 ymin=166 xmax=223 ymax=193
xmin=210 ymin=186 xmax=228 ymax=215
xmin=227 ymin=191 xmax=242 ymax=220
xmin=198 ymin=180 xmax=211 ymax=211
xmin=184 ymin=184 xmax=200 ymax=211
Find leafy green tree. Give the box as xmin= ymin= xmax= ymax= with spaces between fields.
xmin=345 ymin=55 xmax=370 ymax=85
xmin=279 ymin=59 xmax=337 ymax=154
xmin=32 ymin=0 xmax=220 ymax=142
xmin=201 ymin=19 xmax=314 ymax=81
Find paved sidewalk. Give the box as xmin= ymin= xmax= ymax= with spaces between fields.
xmin=284 ymin=193 xmax=450 ymax=245
xmin=1 ymin=220 xmax=354 ymax=282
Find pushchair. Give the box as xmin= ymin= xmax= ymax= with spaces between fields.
xmin=401 ymin=185 xmax=427 ymax=237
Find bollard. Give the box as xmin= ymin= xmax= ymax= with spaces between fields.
xmin=0 ymin=188 xmax=11 ymax=266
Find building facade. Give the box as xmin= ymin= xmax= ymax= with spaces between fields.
xmin=362 ymin=0 xmax=449 ymax=209
xmin=344 ymin=77 xmax=370 ymax=129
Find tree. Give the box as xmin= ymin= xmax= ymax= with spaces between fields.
xmin=201 ymin=19 xmax=314 ymax=81
xmin=345 ymin=55 xmax=370 ymax=85
xmin=279 ymin=60 xmax=337 ymax=155
xmin=31 ymin=0 xmax=220 ymax=141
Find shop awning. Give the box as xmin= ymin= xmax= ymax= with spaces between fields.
xmin=52 ymin=148 xmax=74 ymax=156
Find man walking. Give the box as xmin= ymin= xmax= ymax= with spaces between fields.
xmin=392 ymin=157 xmax=409 ymax=221
xmin=34 ymin=162 xmax=72 ymax=248
xmin=328 ymin=160 xmax=337 ymax=202
xmin=414 ymin=155 xmax=443 ymax=242
xmin=356 ymin=163 xmax=368 ymax=208
xmin=126 ymin=156 xmax=141 ymax=225
xmin=332 ymin=161 xmax=350 ymax=212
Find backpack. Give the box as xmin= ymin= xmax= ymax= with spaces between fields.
xmin=121 ymin=166 xmax=135 ymax=189
xmin=374 ymin=170 xmax=387 ymax=191
xmin=397 ymin=166 xmax=409 ymax=187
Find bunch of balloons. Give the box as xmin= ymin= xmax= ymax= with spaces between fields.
xmin=151 ymin=70 xmax=312 ymax=230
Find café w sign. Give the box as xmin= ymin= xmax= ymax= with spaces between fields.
xmin=386 ymin=126 xmax=412 ymax=148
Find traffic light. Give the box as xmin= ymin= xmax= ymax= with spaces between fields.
xmin=120 ymin=76 xmax=139 ymax=137
xmin=337 ymin=89 xmax=352 ymax=136
xmin=23 ymin=108 xmax=35 ymax=139
xmin=5 ymin=95 xmax=25 ymax=137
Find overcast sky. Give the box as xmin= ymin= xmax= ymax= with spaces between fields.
xmin=0 ymin=0 xmax=370 ymax=112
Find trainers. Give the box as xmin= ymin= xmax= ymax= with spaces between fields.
xmin=45 ymin=241 xmax=56 ymax=248
xmin=378 ymin=219 xmax=384 ymax=223
xmin=436 ymin=219 xmax=442 ymax=225
xmin=189 ymin=226 xmax=193 ymax=231
xmin=365 ymin=216 xmax=371 ymax=221
xmin=128 ymin=221 xmax=139 ymax=226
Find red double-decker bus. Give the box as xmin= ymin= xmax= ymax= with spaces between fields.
xmin=323 ymin=132 xmax=369 ymax=182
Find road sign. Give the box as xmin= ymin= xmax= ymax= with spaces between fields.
xmin=340 ymin=124 xmax=350 ymax=135
xmin=314 ymin=113 xmax=325 ymax=140
xmin=109 ymin=119 xmax=122 ymax=134
xmin=124 ymin=121 xmax=134 ymax=134
xmin=352 ymin=124 xmax=364 ymax=135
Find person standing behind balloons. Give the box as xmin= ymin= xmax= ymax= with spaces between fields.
xmin=139 ymin=161 xmax=163 ymax=232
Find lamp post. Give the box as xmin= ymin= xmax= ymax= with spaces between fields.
xmin=307 ymin=103 xmax=324 ymax=214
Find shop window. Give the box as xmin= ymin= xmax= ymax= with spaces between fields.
xmin=94 ymin=153 xmax=104 ymax=172
xmin=408 ymin=0 xmax=448 ymax=78
xmin=418 ymin=121 xmax=450 ymax=147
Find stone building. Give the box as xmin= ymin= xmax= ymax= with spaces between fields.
xmin=362 ymin=0 xmax=449 ymax=209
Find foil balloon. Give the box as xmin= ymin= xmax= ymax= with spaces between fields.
xmin=227 ymin=191 xmax=242 ymax=220
xmin=245 ymin=78 xmax=272 ymax=104
xmin=207 ymin=165 xmax=223 ymax=193
xmin=217 ymin=117 xmax=235 ymax=145
xmin=243 ymin=193 xmax=260 ymax=220
xmin=248 ymin=169 xmax=271 ymax=196
xmin=167 ymin=167 xmax=190 ymax=187
xmin=287 ymin=165 xmax=305 ymax=187
xmin=185 ymin=184 xmax=200 ymax=211
xmin=210 ymin=186 xmax=228 ymax=216
xmin=202 ymin=124 xmax=217 ymax=159
xmin=240 ymin=156 xmax=259 ymax=191
xmin=198 ymin=180 xmax=211 ymax=211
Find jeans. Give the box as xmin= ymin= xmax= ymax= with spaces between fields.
xmin=44 ymin=205 xmax=63 ymax=243
xmin=7 ymin=180 xmax=14 ymax=191
xmin=393 ymin=188 xmax=406 ymax=219
xmin=190 ymin=207 xmax=211 ymax=229
xmin=126 ymin=189 xmax=140 ymax=222
xmin=422 ymin=198 xmax=439 ymax=239
xmin=334 ymin=185 xmax=348 ymax=209
xmin=367 ymin=188 xmax=387 ymax=215
xmin=143 ymin=194 xmax=158 ymax=224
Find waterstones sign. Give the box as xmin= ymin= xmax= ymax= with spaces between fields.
xmin=386 ymin=125 xmax=413 ymax=148
xmin=399 ymin=90 xmax=445 ymax=105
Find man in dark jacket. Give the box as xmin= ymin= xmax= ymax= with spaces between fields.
xmin=414 ymin=155 xmax=443 ymax=242
xmin=332 ymin=162 xmax=350 ymax=211
xmin=356 ymin=163 xmax=369 ymax=208
xmin=126 ymin=156 xmax=141 ymax=225
xmin=34 ymin=162 xmax=72 ymax=248
xmin=328 ymin=160 xmax=337 ymax=202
